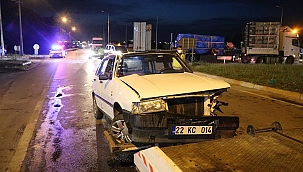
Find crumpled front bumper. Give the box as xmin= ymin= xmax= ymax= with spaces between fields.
xmin=122 ymin=110 xmax=239 ymax=144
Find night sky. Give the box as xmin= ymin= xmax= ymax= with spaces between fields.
xmin=1 ymin=0 xmax=303 ymax=54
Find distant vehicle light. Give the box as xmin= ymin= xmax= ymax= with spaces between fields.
xmin=86 ymin=49 xmax=94 ymax=55
xmin=52 ymin=45 xmax=63 ymax=50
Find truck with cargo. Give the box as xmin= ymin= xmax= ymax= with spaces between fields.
xmin=91 ymin=37 xmax=104 ymax=50
xmin=240 ymin=21 xmax=301 ymax=64
xmin=88 ymin=37 xmax=104 ymax=58
xmin=133 ymin=22 xmax=152 ymax=51
xmin=174 ymin=34 xmax=227 ymax=63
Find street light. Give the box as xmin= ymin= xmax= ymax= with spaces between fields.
xmin=12 ymin=0 xmax=24 ymax=56
xmin=69 ymin=26 xmax=76 ymax=48
xmin=276 ymin=5 xmax=283 ymax=25
xmin=61 ymin=17 xmax=68 ymax=23
xmin=102 ymin=11 xmax=110 ymax=44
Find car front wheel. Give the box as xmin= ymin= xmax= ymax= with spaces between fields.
xmin=111 ymin=114 xmax=132 ymax=144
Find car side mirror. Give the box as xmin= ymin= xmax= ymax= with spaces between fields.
xmin=99 ymin=75 xmax=108 ymax=80
xmin=99 ymin=73 xmax=112 ymax=80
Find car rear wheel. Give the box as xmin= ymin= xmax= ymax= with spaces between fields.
xmin=111 ymin=114 xmax=132 ymax=144
xmin=93 ymin=95 xmax=103 ymax=119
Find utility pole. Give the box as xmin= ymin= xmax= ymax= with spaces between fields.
xmin=102 ymin=11 xmax=110 ymax=44
xmin=0 ymin=1 xmax=5 ymax=57
xmin=125 ymin=24 xmax=127 ymax=46
xmin=12 ymin=0 xmax=24 ymax=56
xmin=156 ymin=16 xmax=158 ymax=50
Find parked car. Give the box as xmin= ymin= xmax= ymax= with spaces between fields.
xmin=49 ymin=45 xmax=66 ymax=58
xmin=92 ymin=51 xmax=239 ymax=146
xmin=104 ymin=44 xmax=128 ymax=55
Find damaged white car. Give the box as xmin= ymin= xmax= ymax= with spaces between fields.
xmin=92 ymin=52 xmax=239 ymax=145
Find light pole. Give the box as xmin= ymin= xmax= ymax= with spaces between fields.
xmin=102 ymin=11 xmax=110 ymax=44
xmin=99 ymin=22 xmax=105 ymax=46
xmin=12 ymin=0 xmax=24 ymax=56
xmin=276 ymin=5 xmax=283 ymax=26
xmin=0 ymin=1 xmax=5 ymax=57
xmin=155 ymin=14 xmax=163 ymax=50
xmin=156 ymin=16 xmax=158 ymax=50
xmin=69 ymin=26 xmax=76 ymax=48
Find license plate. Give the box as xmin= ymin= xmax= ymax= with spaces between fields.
xmin=172 ymin=126 xmax=213 ymax=135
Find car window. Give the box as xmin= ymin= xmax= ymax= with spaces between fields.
xmin=105 ymin=59 xmax=114 ymax=73
xmin=96 ymin=59 xmax=109 ymax=75
xmin=116 ymin=54 xmax=188 ymax=77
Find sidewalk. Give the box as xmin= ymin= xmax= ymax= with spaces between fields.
xmin=194 ymin=72 xmax=303 ymax=105
xmin=0 ymin=54 xmax=48 ymax=72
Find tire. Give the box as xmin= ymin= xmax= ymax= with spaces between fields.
xmin=286 ymin=57 xmax=294 ymax=64
xmin=256 ymin=57 xmax=265 ymax=64
xmin=111 ymin=113 xmax=132 ymax=144
xmin=186 ymin=54 xmax=195 ymax=63
xmin=93 ymin=95 xmax=103 ymax=119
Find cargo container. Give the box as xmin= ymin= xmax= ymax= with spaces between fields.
xmin=240 ymin=22 xmax=300 ymax=64
xmin=174 ymin=34 xmax=225 ymax=62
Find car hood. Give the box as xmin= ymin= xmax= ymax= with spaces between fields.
xmin=119 ymin=72 xmax=230 ymax=99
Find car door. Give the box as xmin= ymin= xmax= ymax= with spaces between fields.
xmin=93 ymin=59 xmax=109 ymax=113
xmin=99 ymin=58 xmax=115 ymax=119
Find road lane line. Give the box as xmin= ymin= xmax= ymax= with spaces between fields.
xmin=7 ymin=62 xmax=57 ymax=172
xmin=8 ymin=99 xmax=46 ymax=171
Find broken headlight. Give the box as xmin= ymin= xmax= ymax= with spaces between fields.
xmin=132 ymin=99 xmax=166 ymax=114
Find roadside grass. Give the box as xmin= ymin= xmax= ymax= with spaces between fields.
xmin=190 ymin=63 xmax=303 ymax=94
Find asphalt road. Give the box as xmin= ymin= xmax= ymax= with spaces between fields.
xmin=0 ymin=49 xmax=137 ymax=172
xmin=0 ymin=49 xmax=302 ymax=172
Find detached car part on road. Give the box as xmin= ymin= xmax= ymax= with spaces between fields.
xmin=92 ymin=51 xmax=239 ymax=149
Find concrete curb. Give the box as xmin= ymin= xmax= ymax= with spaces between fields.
xmin=194 ymin=72 xmax=303 ymax=104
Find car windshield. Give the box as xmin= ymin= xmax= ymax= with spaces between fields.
xmin=116 ymin=53 xmax=191 ymax=77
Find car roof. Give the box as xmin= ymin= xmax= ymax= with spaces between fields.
xmin=123 ymin=50 xmax=175 ymax=56
xmin=105 ymin=51 xmax=175 ymax=58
